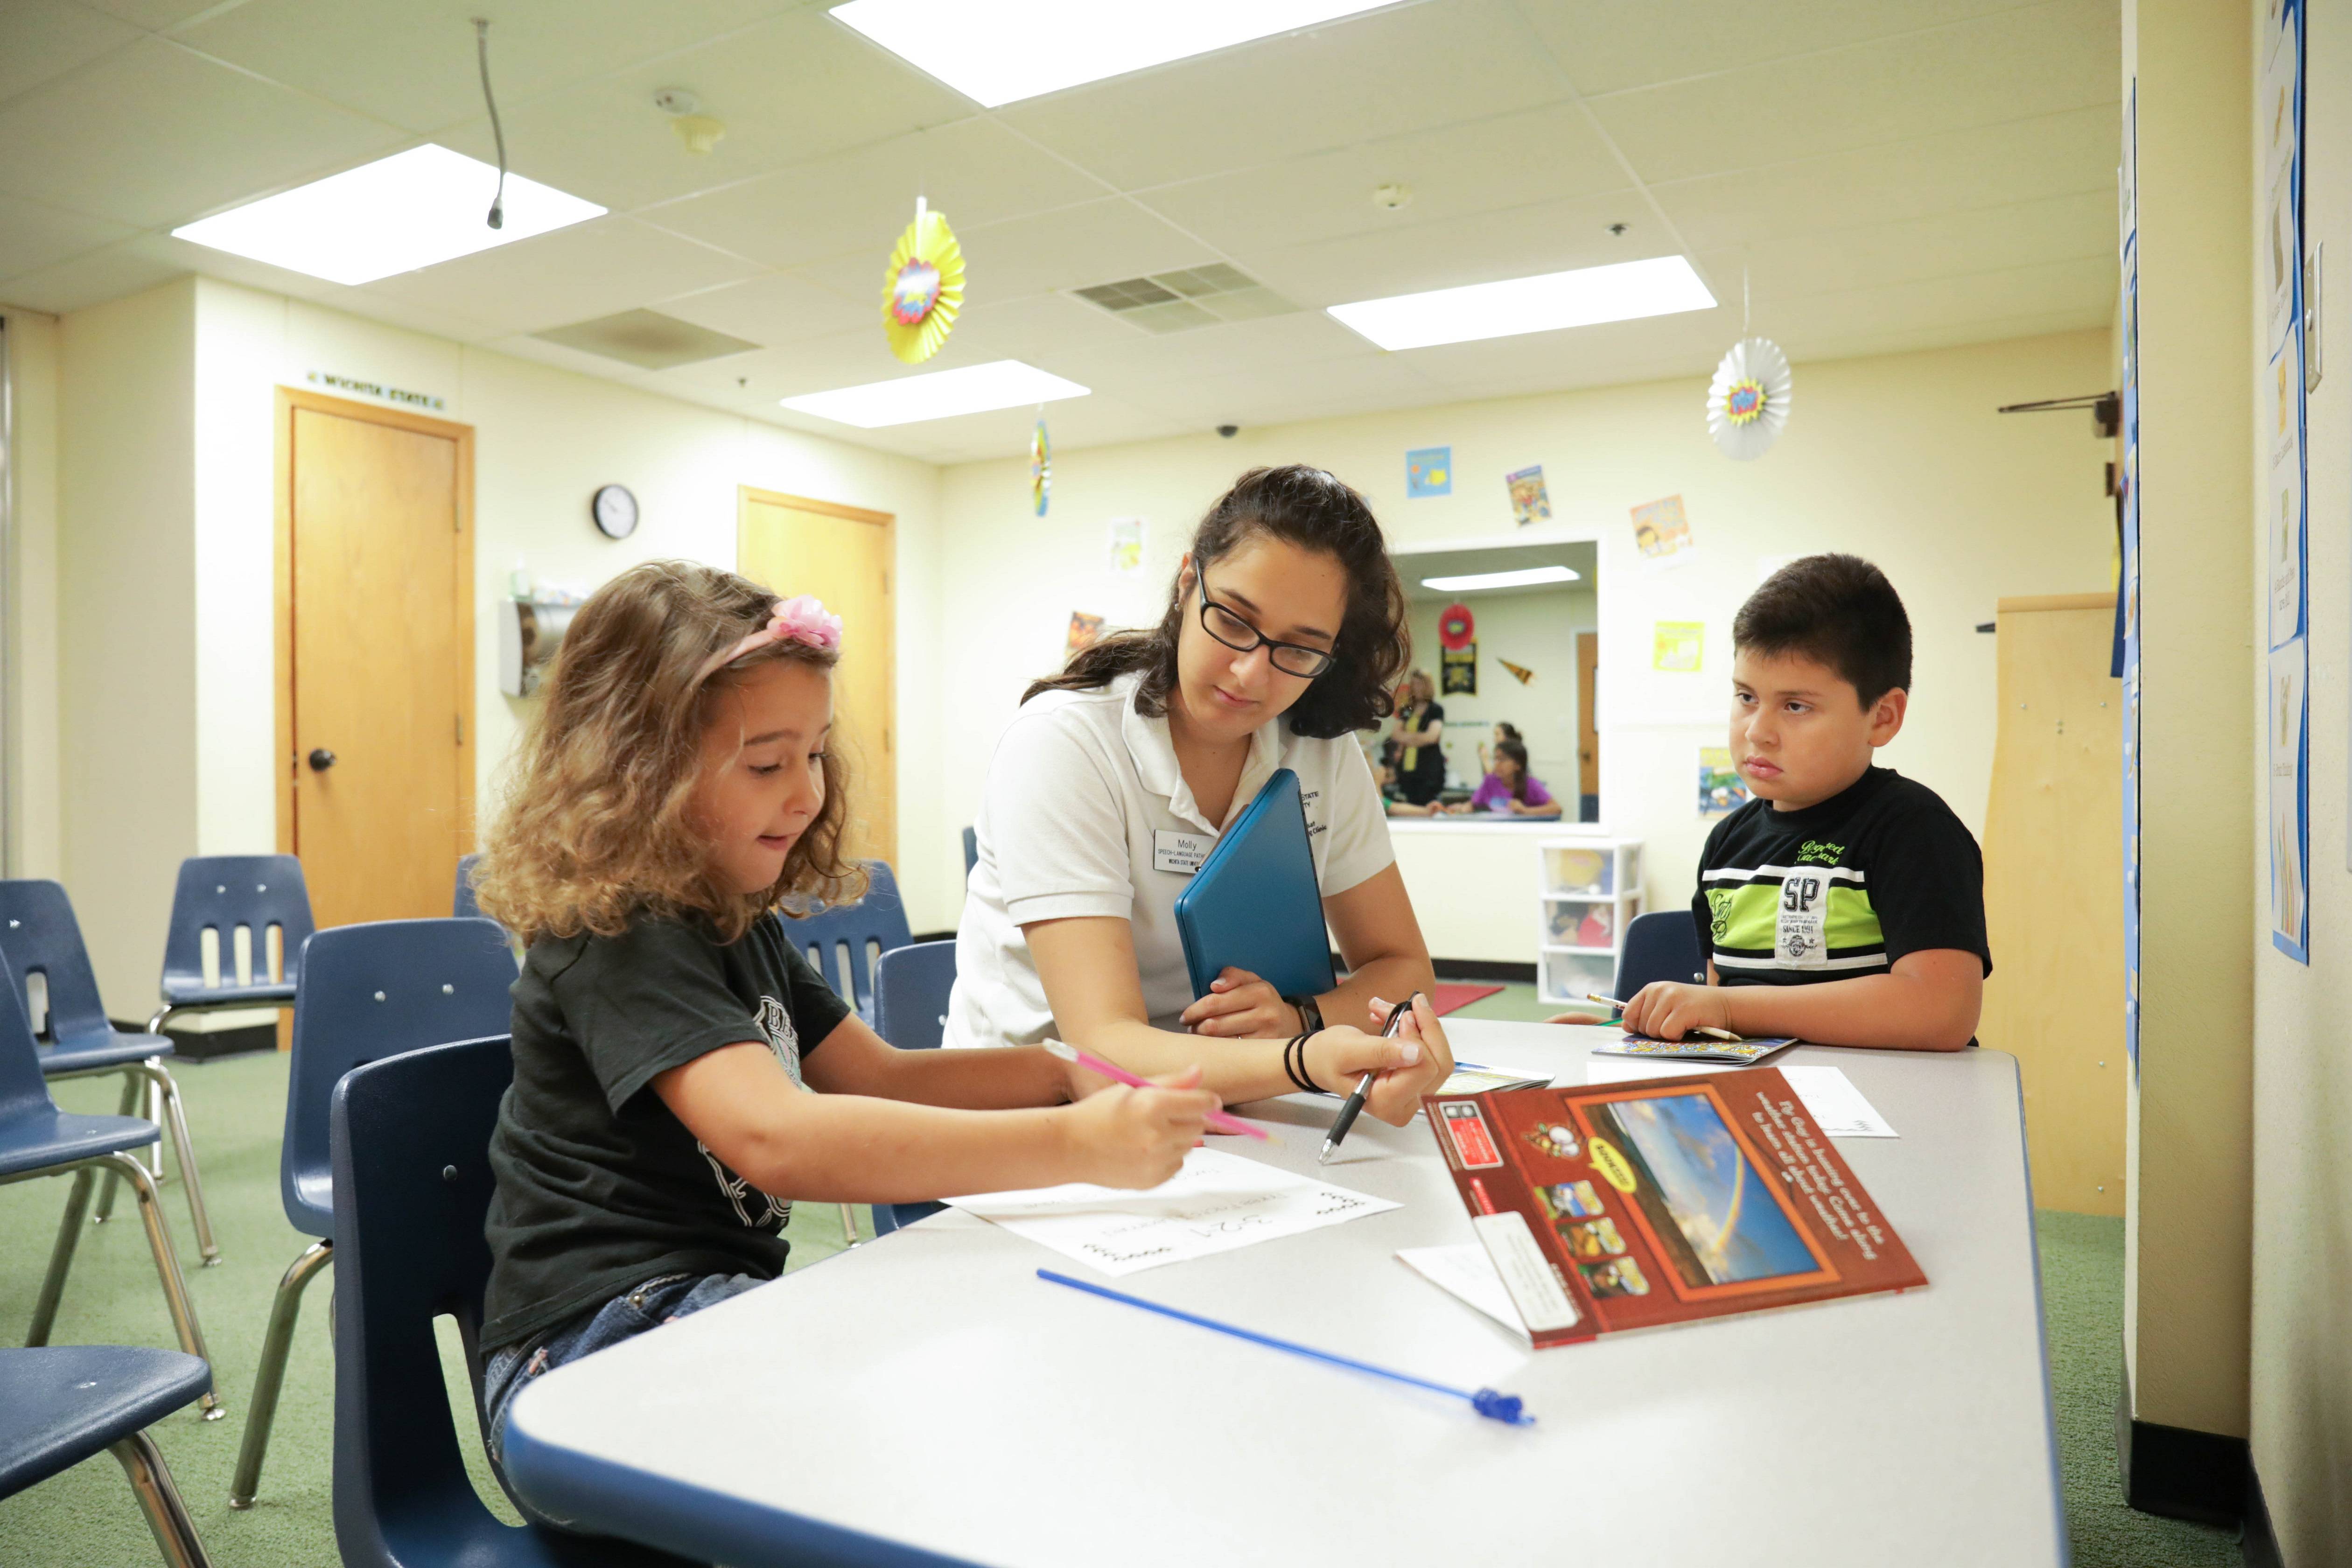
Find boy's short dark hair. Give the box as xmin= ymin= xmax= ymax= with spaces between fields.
xmin=1733 ymin=553 xmax=1912 ymax=705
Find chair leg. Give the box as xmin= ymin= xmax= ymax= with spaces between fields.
xmin=135 ymin=1060 xmax=218 ymax=1265
xmin=228 ymin=1241 xmax=332 ymax=1509
xmin=110 ymin=1432 xmax=216 ymax=1568
xmin=27 ymin=1167 xmax=97 ymax=1346
xmin=144 ymin=1075 xmax=167 ymax=1182
xmin=840 ymin=1203 xmax=861 ymax=1246
xmin=105 ymin=1154 xmax=223 ymax=1420
xmin=93 ymin=1074 xmax=141 ymax=1225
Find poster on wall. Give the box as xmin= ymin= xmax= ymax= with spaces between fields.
xmin=1406 ymin=447 xmax=1452 ymax=497
xmin=1698 ymin=747 xmax=1750 ymax=817
xmin=1505 ymin=465 xmax=1552 ymax=526
xmin=1065 ymin=610 xmax=1105 ymax=657
xmin=1106 ymin=516 xmax=1145 ymax=577
xmin=2263 ymin=0 xmax=2309 ymax=959
xmin=1441 ymin=644 xmax=1477 ymax=695
xmin=2119 ymin=77 xmax=2143 ymax=1061
xmin=1652 ymin=621 xmax=1705 ymax=672
xmin=1631 ymin=495 xmax=1694 ymax=560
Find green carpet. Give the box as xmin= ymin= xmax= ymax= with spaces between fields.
xmin=0 ymin=1041 xmax=2245 ymax=1566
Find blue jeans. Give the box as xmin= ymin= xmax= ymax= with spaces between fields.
xmin=484 ymin=1271 xmax=764 ymax=1528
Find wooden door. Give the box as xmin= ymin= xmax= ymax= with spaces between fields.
xmin=275 ymin=389 xmax=475 ymax=931
xmin=1576 ymin=632 xmax=1600 ymax=811
xmin=1981 ymin=593 xmax=2125 ymax=1215
xmin=738 ymin=489 xmax=896 ymax=868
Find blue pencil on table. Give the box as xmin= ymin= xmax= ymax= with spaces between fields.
xmin=1037 ymin=1268 xmax=1534 ymax=1427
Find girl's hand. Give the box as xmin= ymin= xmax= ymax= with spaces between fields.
xmin=1545 ymin=1010 xmax=1608 ymax=1025
xmin=1622 ymin=982 xmax=1731 ymax=1041
xmin=1300 ymin=994 xmax=1455 ymax=1126
xmin=1063 ymin=1067 xmax=1219 ymax=1189
xmin=1179 ymin=966 xmax=1297 ymax=1038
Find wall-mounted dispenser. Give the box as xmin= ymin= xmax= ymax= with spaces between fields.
xmin=498 ymin=597 xmax=580 ymax=697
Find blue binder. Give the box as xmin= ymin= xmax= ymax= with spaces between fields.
xmin=1173 ymin=768 xmax=1337 ymax=1002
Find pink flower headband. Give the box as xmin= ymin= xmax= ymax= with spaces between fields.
xmin=694 ymin=595 xmax=843 ymax=685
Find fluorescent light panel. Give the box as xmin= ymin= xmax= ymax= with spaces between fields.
xmin=1421 ymin=566 xmax=1582 ymax=592
xmin=1329 ymin=256 xmax=1716 ymax=351
xmin=781 ymin=360 xmax=1089 ymax=428
xmin=172 ymin=145 xmax=605 ymax=287
xmin=830 ymin=0 xmax=1391 ymax=106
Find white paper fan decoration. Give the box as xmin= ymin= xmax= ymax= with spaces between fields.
xmin=1707 ymin=336 xmax=1792 ymax=460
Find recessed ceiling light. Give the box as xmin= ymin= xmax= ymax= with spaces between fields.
xmin=829 ymin=0 xmax=1392 ymax=107
xmin=780 ymin=360 xmax=1089 ymax=427
xmin=1329 ymin=256 xmax=1716 ymax=351
xmin=1420 ymin=566 xmax=1582 ymax=592
xmin=171 ymin=145 xmax=604 ymax=287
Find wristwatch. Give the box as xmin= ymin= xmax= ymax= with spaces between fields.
xmin=1286 ymin=994 xmax=1325 ymax=1035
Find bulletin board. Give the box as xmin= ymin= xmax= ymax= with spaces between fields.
xmin=2265 ymin=0 xmax=2309 ymax=962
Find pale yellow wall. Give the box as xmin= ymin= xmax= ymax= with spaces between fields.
xmin=2245 ymin=0 xmax=2352 ymax=1555
xmin=3 ymin=306 xmax=61 ymax=882
xmin=934 ymin=329 xmax=2119 ymax=945
xmin=56 ymin=280 xmax=200 ymax=1012
xmin=2121 ymin=0 xmax=2257 ymax=1445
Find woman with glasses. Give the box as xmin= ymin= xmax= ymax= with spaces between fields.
xmin=945 ymin=466 xmax=1453 ymax=1128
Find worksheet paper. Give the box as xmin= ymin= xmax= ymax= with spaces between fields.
xmin=1584 ymin=1059 xmax=1897 ymax=1137
xmin=942 ymin=1148 xmax=1399 ymax=1277
xmin=1397 ymin=1244 xmax=1524 ymax=1335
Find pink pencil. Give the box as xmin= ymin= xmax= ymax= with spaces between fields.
xmin=1041 ymin=1040 xmax=1273 ymax=1142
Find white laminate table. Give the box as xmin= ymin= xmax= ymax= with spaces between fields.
xmin=503 ymin=1023 xmax=2065 ymax=1568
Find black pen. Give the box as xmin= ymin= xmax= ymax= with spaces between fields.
xmin=1319 ymin=994 xmax=1415 ymax=1165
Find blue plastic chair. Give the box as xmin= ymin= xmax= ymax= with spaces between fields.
xmin=0 ymin=938 xmax=218 ymax=1419
xmin=454 ymin=854 xmax=484 ymax=919
xmin=0 ymin=880 xmax=217 ymax=1264
xmin=779 ymin=860 xmax=912 ymax=1027
xmin=151 ymin=855 xmax=316 ymax=1032
xmin=868 ymin=940 xmax=958 ymax=1239
xmin=961 ymin=826 xmax=978 ymax=880
xmin=229 ymin=918 xmax=518 ymax=1510
xmin=1613 ymin=910 xmax=1708 ymax=1001
xmin=328 ymin=1036 xmax=693 ymax=1568
xmin=0 ymin=1346 xmax=216 ymax=1566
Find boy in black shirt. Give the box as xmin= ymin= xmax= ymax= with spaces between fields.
xmin=1622 ymin=553 xmax=1990 ymax=1050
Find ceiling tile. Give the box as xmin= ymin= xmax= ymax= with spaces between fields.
xmin=362 ymin=215 xmax=763 ymax=333
xmin=1249 ymin=193 xmax=1684 ymax=308
xmin=811 ymin=390 xmax=1190 ymax=466
xmin=175 ymin=0 xmax=807 ymax=136
xmin=994 ymin=0 xmax=1569 ymax=191
xmin=651 ymin=271 xmax=873 ymax=349
xmin=73 ymin=0 xmax=222 ymax=29
xmin=942 ymin=291 xmax=1162 ymax=362
xmin=1386 ymin=305 xmax=1737 ymax=394
xmin=1587 ymin=4 xmax=2120 ymax=185
xmin=1050 ymin=310 xmax=1384 ymax=390
xmin=653 ymin=320 xmax=1006 ymax=400
xmin=1135 ymin=100 xmax=1631 ymax=258
xmin=1519 ymin=0 xmax=2033 ymax=96
xmin=0 ymin=37 xmax=403 ymax=229
xmin=1748 ymin=254 xmax=2117 ymax=343
xmin=0 ymin=0 xmax=140 ymax=107
xmin=1651 ymin=105 xmax=2118 ymax=251
xmin=1119 ymin=352 xmax=1448 ymax=432
xmin=0 ymin=237 xmax=189 ymax=315
xmin=0 ymin=192 xmax=137 ymax=280
xmin=1736 ymin=190 xmax=2117 ymax=304
xmin=432 ymin=7 xmax=978 ymax=213
xmin=637 ymin=117 xmax=1101 ymax=271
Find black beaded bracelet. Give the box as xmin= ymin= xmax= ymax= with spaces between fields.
xmin=1283 ymin=1030 xmax=1332 ymax=1097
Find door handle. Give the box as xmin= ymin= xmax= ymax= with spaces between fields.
xmin=308 ymin=748 xmax=337 ymax=772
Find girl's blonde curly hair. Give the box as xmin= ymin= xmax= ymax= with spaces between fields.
xmin=473 ymin=560 xmax=867 ymax=945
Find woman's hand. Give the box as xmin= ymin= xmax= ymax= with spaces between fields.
xmin=1621 ymin=982 xmax=1731 ymax=1041
xmin=1061 ymin=1066 xmax=1220 ymax=1189
xmin=1179 ymin=966 xmax=1298 ymax=1038
xmin=1299 ymin=993 xmax=1456 ymax=1125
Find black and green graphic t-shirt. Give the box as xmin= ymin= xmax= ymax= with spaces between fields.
xmin=483 ymin=913 xmax=850 ymax=1351
xmin=1691 ymin=767 xmax=1991 ymax=989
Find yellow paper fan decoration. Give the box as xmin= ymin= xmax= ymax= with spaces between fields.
xmin=881 ymin=196 xmax=964 ymax=364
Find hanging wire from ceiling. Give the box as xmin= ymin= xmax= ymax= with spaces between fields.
xmin=474 ymin=18 xmax=507 ymax=230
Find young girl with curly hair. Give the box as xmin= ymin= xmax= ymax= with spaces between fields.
xmin=471 ymin=562 xmax=1218 ymax=1480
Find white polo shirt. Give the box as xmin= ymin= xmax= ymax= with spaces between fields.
xmin=947 ymin=671 xmax=1396 ymax=1048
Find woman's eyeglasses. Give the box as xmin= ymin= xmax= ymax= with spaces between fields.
xmin=1197 ymin=582 xmax=1336 ymax=679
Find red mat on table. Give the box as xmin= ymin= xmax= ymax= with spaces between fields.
xmin=1428 ymin=982 xmax=1504 ymax=1016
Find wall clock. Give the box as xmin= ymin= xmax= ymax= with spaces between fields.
xmin=592 ymin=483 xmax=638 ymax=539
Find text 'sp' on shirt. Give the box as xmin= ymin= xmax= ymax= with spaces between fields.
xmin=1691 ymin=766 xmax=1992 ymax=988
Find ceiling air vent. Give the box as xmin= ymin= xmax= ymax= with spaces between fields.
xmin=1071 ymin=263 xmax=1297 ymax=335
xmin=531 ymin=308 xmax=760 ymax=370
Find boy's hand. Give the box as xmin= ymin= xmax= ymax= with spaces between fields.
xmin=1064 ymin=1067 xmax=1218 ymax=1189
xmin=1179 ymin=966 xmax=1295 ymax=1038
xmin=1622 ymin=982 xmax=1732 ymax=1041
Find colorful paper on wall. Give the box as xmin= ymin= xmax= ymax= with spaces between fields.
xmin=1441 ymin=644 xmax=1477 ymax=695
xmin=2119 ymin=78 xmax=2142 ymax=1059
xmin=2261 ymin=0 xmax=2309 ymax=960
xmin=1406 ymin=447 xmax=1452 ymax=497
xmin=1505 ymin=465 xmax=1552 ymax=526
xmin=1065 ymin=610 xmax=1105 ymax=657
xmin=1698 ymin=747 xmax=1749 ymax=817
xmin=1106 ymin=516 xmax=1145 ymax=577
xmin=1630 ymin=495 xmax=1693 ymax=559
xmin=1652 ymin=621 xmax=1704 ymax=672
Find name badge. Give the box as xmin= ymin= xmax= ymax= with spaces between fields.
xmin=1776 ymin=870 xmax=1829 ymax=967
xmin=1153 ymin=829 xmax=1216 ymax=876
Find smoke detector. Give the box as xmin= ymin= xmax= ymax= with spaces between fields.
xmin=651 ymin=88 xmax=700 ymax=115
xmin=1373 ymin=182 xmax=1413 ymax=211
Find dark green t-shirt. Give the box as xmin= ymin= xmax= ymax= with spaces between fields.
xmin=482 ymin=914 xmax=851 ymax=1351
xmin=1691 ymin=766 xmax=1992 ymax=989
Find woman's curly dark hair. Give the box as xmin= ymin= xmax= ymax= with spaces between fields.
xmin=1022 ymin=465 xmax=1411 ymax=738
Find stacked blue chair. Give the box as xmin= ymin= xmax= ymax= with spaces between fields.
xmin=1612 ymin=910 xmax=1708 ymax=1000
xmin=229 ymin=917 xmax=517 ymax=1509
xmin=0 ymin=1346 xmax=217 ymax=1566
xmin=0 ymin=881 xmax=217 ymax=1263
xmin=868 ymin=939 xmax=958 ymax=1238
xmin=328 ymin=1035 xmax=694 ymax=1567
xmin=778 ymin=860 xmax=911 ymax=1028
xmin=0 ymin=937 xmax=218 ymax=1418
